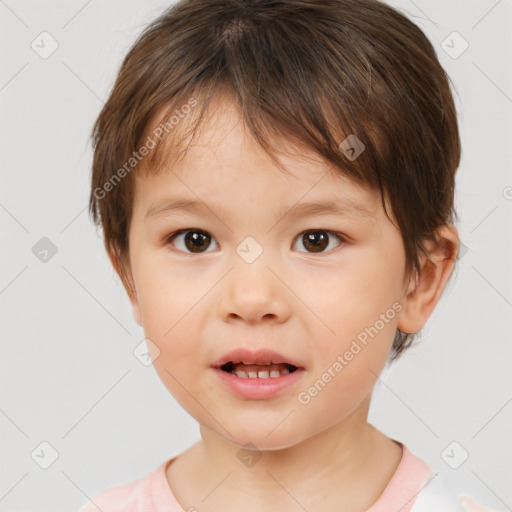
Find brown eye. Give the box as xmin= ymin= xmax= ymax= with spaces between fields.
xmin=167 ymin=229 xmax=218 ymax=253
xmin=294 ymin=230 xmax=344 ymax=253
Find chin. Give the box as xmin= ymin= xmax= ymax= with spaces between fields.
xmin=212 ymin=424 xmax=311 ymax=453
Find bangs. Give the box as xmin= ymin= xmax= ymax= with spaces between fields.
xmin=135 ymin=84 xmax=384 ymax=200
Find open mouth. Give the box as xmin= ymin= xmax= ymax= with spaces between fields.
xmin=220 ymin=361 xmax=298 ymax=379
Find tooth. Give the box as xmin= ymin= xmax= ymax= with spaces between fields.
xmin=230 ymin=367 xmax=293 ymax=379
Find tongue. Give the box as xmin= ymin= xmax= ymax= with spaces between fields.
xmin=233 ymin=363 xmax=290 ymax=373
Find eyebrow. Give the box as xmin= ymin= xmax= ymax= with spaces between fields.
xmin=145 ymin=196 xmax=374 ymax=222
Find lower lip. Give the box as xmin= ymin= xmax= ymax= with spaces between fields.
xmin=213 ymin=367 xmax=305 ymax=400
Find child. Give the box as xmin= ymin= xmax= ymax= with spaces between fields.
xmin=81 ymin=0 xmax=495 ymax=510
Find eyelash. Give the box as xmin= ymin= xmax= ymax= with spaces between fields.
xmin=164 ymin=228 xmax=347 ymax=255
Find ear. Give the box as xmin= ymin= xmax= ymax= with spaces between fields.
xmin=106 ymin=245 xmax=143 ymax=327
xmin=396 ymin=224 xmax=459 ymax=334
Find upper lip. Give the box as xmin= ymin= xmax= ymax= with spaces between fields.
xmin=211 ymin=348 xmax=304 ymax=369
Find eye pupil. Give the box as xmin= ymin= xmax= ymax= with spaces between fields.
xmin=185 ymin=230 xmax=210 ymax=253
xmin=171 ymin=229 xmax=341 ymax=255
xmin=303 ymin=231 xmax=329 ymax=253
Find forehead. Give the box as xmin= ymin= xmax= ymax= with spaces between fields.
xmin=134 ymin=161 xmax=383 ymax=236
xmin=133 ymin=94 xmax=385 ymax=219
xmin=138 ymin=92 xmax=341 ymax=179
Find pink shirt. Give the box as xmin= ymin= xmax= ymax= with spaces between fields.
xmin=78 ymin=443 xmax=490 ymax=511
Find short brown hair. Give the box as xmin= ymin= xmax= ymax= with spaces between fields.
xmin=89 ymin=0 xmax=461 ymax=362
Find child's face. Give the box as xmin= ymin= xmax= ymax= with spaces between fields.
xmin=126 ymin=97 xmax=411 ymax=450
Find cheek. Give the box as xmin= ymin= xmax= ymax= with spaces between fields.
xmin=135 ymin=251 xmax=195 ymax=317
xmin=309 ymin=259 xmax=399 ymax=335
xmin=298 ymin=322 xmax=392 ymax=425
xmin=133 ymin=263 xmax=200 ymax=358
xmin=302 ymin=259 xmax=399 ymax=386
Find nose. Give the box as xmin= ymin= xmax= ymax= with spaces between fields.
xmin=216 ymin=259 xmax=292 ymax=325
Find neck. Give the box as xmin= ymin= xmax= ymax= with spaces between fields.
xmin=167 ymin=397 xmax=403 ymax=512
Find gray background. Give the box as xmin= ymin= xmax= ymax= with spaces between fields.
xmin=0 ymin=0 xmax=511 ymax=510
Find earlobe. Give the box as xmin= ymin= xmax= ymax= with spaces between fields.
xmin=396 ymin=225 xmax=459 ymax=334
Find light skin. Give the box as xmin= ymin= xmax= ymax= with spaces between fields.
xmin=108 ymin=95 xmax=459 ymax=512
